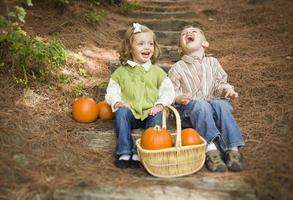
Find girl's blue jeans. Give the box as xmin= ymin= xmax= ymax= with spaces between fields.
xmin=114 ymin=107 xmax=162 ymax=156
xmin=176 ymin=99 xmax=244 ymax=152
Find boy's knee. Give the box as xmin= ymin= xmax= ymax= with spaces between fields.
xmin=192 ymin=100 xmax=211 ymax=113
xmin=210 ymin=100 xmax=232 ymax=112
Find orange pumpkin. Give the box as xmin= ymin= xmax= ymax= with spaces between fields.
xmin=72 ymin=98 xmax=98 ymax=123
xmin=97 ymin=101 xmax=114 ymax=120
xmin=141 ymin=125 xmax=173 ymax=150
xmin=181 ymin=128 xmax=202 ymax=146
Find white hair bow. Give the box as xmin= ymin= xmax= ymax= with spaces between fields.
xmin=133 ymin=23 xmax=142 ymax=33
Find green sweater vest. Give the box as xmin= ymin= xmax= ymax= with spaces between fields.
xmin=111 ymin=64 xmax=166 ymax=120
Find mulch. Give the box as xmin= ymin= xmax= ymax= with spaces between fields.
xmin=0 ymin=0 xmax=293 ymax=200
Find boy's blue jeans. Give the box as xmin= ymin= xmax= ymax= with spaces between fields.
xmin=114 ymin=107 xmax=162 ymax=156
xmin=176 ymin=99 xmax=244 ymax=152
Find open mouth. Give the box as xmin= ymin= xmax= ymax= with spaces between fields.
xmin=141 ymin=52 xmax=151 ymax=58
xmin=186 ymin=36 xmax=194 ymax=43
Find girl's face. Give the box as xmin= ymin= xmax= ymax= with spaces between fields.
xmin=180 ymin=27 xmax=205 ymax=54
xmin=131 ymin=31 xmax=154 ymax=64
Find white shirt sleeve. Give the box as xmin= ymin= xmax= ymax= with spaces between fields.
xmin=155 ymin=77 xmax=175 ymax=106
xmin=105 ymin=78 xmax=122 ymax=112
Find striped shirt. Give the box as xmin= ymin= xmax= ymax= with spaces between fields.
xmin=168 ymin=55 xmax=234 ymax=100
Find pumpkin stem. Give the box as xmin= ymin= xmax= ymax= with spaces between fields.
xmin=153 ymin=125 xmax=161 ymax=131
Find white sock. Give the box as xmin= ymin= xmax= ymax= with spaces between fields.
xmin=132 ymin=154 xmax=140 ymax=161
xmin=229 ymin=146 xmax=238 ymax=152
xmin=206 ymin=142 xmax=217 ymax=152
xmin=119 ymin=154 xmax=131 ymax=160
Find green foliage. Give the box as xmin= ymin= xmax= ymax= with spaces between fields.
xmin=58 ymin=0 xmax=70 ymax=4
xmin=120 ymin=1 xmax=141 ymax=14
xmin=78 ymin=67 xmax=88 ymax=77
xmin=73 ymin=82 xmax=88 ymax=97
xmin=90 ymin=0 xmax=101 ymax=6
xmin=83 ymin=8 xmax=107 ymax=24
xmin=0 ymin=6 xmax=66 ymax=86
xmin=58 ymin=73 xmax=72 ymax=84
xmin=18 ymin=0 xmax=33 ymax=7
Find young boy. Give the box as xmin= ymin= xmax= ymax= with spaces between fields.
xmin=168 ymin=26 xmax=245 ymax=172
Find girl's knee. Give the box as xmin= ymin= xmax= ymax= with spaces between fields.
xmin=115 ymin=107 xmax=132 ymax=120
xmin=146 ymin=112 xmax=162 ymax=128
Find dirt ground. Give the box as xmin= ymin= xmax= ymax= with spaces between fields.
xmin=0 ymin=0 xmax=292 ymax=200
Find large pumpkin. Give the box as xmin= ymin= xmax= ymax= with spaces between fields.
xmin=181 ymin=128 xmax=202 ymax=146
xmin=141 ymin=125 xmax=173 ymax=150
xmin=72 ymin=98 xmax=98 ymax=123
xmin=97 ymin=101 xmax=114 ymax=120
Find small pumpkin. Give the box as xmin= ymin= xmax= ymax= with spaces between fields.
xmin=72 ymin=98 xmax=98 ymax=123
xmin=97 ymin=101 xmax=114 ymax=120
xmin=141 ymin=125 xmax=173 ymax=150
xmin=181 ymin=128 xmax=202 ymax=146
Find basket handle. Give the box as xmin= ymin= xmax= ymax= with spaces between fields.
xmin=162 ymin=105 xmax=182 ymax=148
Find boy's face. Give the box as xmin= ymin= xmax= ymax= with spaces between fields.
xmin=179 ymin=27 xmax=206 ymax=54
xmin=131 ymin=31 xmax=154 ymax=64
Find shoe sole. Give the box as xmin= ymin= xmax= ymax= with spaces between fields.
xmin=228 ymin=163 xmax=242 ymax=172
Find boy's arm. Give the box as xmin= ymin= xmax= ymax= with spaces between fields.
xmin=213 ymin=59 xmax=235 ymax=97
xmin=168 ymin=67 xmax=184 ymax=99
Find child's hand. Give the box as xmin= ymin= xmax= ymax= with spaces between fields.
xmin=149 ymin=104 xmax=164 ymax=116
xmin=224 ymin=88 xmax=238 ymax=100
xmin=114 ymin=101 xmax=131 ymax=109
xmin=175 ymin=93 xmax=192 ymax=105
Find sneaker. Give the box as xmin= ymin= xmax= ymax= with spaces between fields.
xmin=225 ymin=150 xmax=242 ymax=172
xmin=206 ymin=150 xmax=227 ymax=172
xmin=130 ymin=159 xmax=141 ymax=168
xmin=114 ymin=155 xmax=131 ymax=169
xmin=130 ymin=154 xmax=141 ymax=169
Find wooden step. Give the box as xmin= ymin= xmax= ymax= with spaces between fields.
xmin=54 ymin=175 xmax=257 ymax=200
xmin=155 ymin=30 xmax=181 ymax=46
xmin=116 ymin=29 xmax=181 ymax=46
xmin=160 ymin=45 xmax=180 ymax=62
xmin=139 ymin=19 xmax=200 ymax=31
xmin=140 ymin=0 xmax=188 ymax=7
xmin=137 ymin=5 xmax=192 ymax=12
xmin=127 ymin=11 xmax=197 ymax=19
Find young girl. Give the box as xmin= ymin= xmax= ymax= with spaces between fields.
xmin=105 ymin=23 xmax=175 ymax=169
xmin=168 ymin=26 xmax=245 ymax=172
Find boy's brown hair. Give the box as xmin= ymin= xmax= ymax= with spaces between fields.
xmin=119 ymin=24 xmax=161 ymax=65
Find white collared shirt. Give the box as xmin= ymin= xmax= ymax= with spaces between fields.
xmin=126 ymin=60 xmax=152 ymax=71
xmin=105 ymin=60 xmax=175 ymax=112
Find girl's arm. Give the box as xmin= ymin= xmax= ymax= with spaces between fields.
xmin=105 ymin=78 xmax=124 ymax=112
xmin=155 ymin=77 xmax=175 ymax=106
xmin=150 ymin=77 xmax=175 ymax=116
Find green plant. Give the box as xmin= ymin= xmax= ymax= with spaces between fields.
xmin=78 ymin=67 xmax=88 ymax=77
xmin=120 ymin=1 xmax=141 ymax=14
xmin=58 ymin=73 xmax=72 ymax=84
xmin=18 ymin=0 xmax=33 ymax=7
xmin=90 ymin=0 xmax=101 ymax=6
xmin=73 ymin=83 xmax=88 ymax=97
xmin=0 ymin=6 xmax=66 ymax=86
xmin=83 ymin=9 xmax=106 ymax=24
xmin=54 ymin=0 xmax=70 ymax=12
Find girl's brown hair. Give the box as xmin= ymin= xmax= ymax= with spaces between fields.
xmin=119 ymin=24 xmax=161 ymax=65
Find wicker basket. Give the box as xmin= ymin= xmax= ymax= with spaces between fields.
xmin=136 ymin=105 xmax=206 ymax=178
